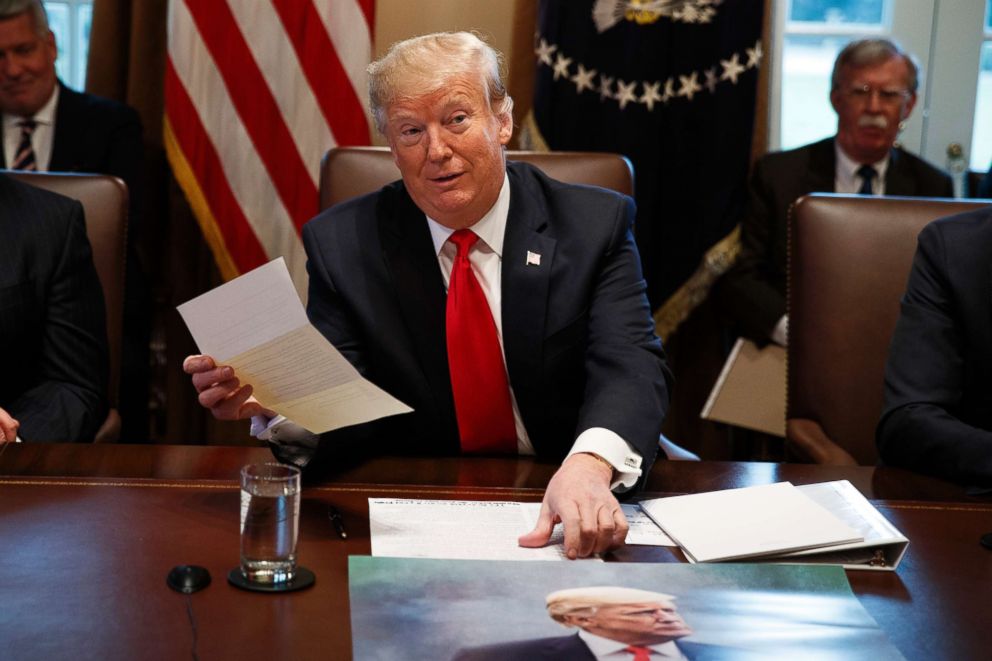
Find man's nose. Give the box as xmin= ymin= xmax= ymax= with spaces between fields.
xmin=425 ymin=126 xmax=452 ymax=162
xmin=864 ymin=90 xmax=884 ymax=112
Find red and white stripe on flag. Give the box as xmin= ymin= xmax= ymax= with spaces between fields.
xmin=164 ymin=0 xmax=374 ymax=295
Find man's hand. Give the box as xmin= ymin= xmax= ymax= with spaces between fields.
xmin=518 ymin=452 xmax=628 ymax=559
xmin=183 ymin=355 xmax=276 ymax=421
xmin=0 ymin=407 xmax=19 ymax=443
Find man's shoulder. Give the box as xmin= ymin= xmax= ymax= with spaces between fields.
xmin=0 ymin=172 xmax=79 ymax=213
xmin=453 ymin=633 xmax=586 ymax=661
xmin=891 ymin=146 xmax=952 ymax=186
xmin=755 ymin=137 xmax=832 ymax=171
xmin=920 ymin=205 xmax=992 ymax=249
xmin=506 ymin=159 xmax=627 ymax=206
xmin=57 ymin=85 xmax=141 ymax=126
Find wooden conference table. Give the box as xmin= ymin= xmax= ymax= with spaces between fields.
xmin=1 ymin=443 xmax=990 ymax=660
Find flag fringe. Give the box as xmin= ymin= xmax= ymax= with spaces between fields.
xmin=163 ymin=116 xmax=241 ymax=283
xmin=653 ymin=225 xmax=741 ymax=342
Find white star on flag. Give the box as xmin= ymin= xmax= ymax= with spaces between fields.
xmin=615 ymin=79 xmax=638 ymax=109
xmin=640 ymin=81 xmax=663 ymax=111
xmin=535 ymin=39 xmax=557 ymax=66
xmin=677 ymin=72 xmax=702 ymax=101
xmin=552 ymin=53 xmax=573 ymax=81
xmin=571 ymin=64 xmax=597 ymax=94
xmin=720 ymin=53 xmax=746 ymax=84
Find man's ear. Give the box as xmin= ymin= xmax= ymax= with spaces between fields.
xmin=901 ymin=92 xmax=918 ymax=121
xmin=497 ymin=111 xmax=513 ymax=146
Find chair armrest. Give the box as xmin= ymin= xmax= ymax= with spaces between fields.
xmin=785 ymin=418 xmax=858 ymax=465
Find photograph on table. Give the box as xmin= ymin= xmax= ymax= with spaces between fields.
xmin=349 ymin=557 xmax=905 ymax=660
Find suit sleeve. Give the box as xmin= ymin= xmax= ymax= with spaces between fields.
xmin=9 ymin=201 xmax=109 ymax=441
xmin=576 ymin=195 xmax=671 ymax=470
xmin=716 ymin=158 xmax=787 ymax=342
xmin=876 ymin=223 xmax=992 ymax=486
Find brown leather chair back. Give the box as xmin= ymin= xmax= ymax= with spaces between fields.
xmin=6 ymin=171 xmax=128 ymax=441
xmin=319 ymin=147 xmax=633 ymax=210
xmin=787 ymin=193 xmax=987 ymax=464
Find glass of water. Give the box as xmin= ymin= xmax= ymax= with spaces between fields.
xmin=239 ymin=463 xmax=301 ymax=584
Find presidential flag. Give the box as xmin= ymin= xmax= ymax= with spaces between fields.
xmin=529 ymin=0 xmax=763 ymax=338
xmin=164 ymin=0 xmax=374 ymax=295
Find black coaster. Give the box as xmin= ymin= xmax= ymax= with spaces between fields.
xmin=227 ymin=567 xmax=316 ymax=592
xmin=981 ymin=533 xmax=992 ymax=551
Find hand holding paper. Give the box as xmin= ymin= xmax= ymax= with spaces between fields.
xmin=178 ymin=258 xmax=412 ymax=434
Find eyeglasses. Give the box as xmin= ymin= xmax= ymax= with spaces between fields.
xmin=842 ymin=84 xmax=911 ymax=106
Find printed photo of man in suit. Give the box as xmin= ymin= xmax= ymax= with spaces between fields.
xmin=717 ymin=38 xmax=953 ymax=347
xmin=453 ymin=586 xmax=724 ymax=661
xmin=184 ymin=31 xmax=672 ymax=559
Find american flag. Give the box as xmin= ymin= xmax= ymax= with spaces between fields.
xmin=164 ymin=0 xmax=374 ymax=295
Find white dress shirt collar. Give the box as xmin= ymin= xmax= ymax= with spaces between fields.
xmin=3 ymin=83 xmax=59 ymax=171
xmin=578 ymin=629 xmax=689 ymax=660
xmin=834 ymin=140 xmax=889 ymax=195
xmin=425 ymin=172 xmax=510 ymax=256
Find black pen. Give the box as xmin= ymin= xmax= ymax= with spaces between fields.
xmin=328 ymin=505 xmax=348 ymax=539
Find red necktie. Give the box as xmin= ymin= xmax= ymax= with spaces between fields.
xmin=445 ymin=229 xmax=517 ymax=454
xmin=626 ymin=645 xmax=652 ymax=661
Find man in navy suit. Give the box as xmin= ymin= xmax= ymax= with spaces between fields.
xmin=454 ymin=586 xmax=723 ymax=660
xmin=0 ymin=172 xmax=108 ymax=443
xmin=0 ymin=0 xmax=147 ymax=440
xmin=185 ymin=32 xmax=671 ymax=558
xmin=877 ymin=208 xmax=992 ymax=488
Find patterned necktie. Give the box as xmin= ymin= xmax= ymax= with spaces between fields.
xmin=857 ymin=164 xmax=877 ymax=195
xmin=626 ymin=645 xmax=653 ymax=660
xmin=445 ymin=229 xmax=517 ymax=454
xmin=11 ymin=119 xmax=37 ymax=171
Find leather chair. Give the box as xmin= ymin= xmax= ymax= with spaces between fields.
xmin=6 ymin=171 xmax=128 ymax=443
xmin=319 ymin=147 xmax=698 ymax=462
xmin=786 ymin=193 xmax=988 ymax=465
xmin=319 ymin=146 xmax=633 ymax=210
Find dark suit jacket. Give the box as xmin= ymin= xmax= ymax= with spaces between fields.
xmin=452 ymin=633 xmax=723 ymax=660
xmin=0 ymin=173 xmax=108 ymax=441
xmin=294 ymin=161 xmax=670 ymax=477
xmin=718 ymin=137 xmax=953 ymax=342
xmin=1 ymin=83 xmax=144 ymax=214
xmin=877 ymin=208 xmax=992 ymax=487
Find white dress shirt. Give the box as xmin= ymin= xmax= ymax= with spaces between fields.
xmin=834 ymin=141 xmax=890 ymax=195
xmin=2 ymin=84 xmax=58 ymax=171
xmin=256 ymin=172 xmax=643 ymax=489
xmin=578 ymin=629 xmax=689 ymax=660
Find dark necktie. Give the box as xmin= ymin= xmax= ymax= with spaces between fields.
xmin=626 ymin=645 xmax=653 ymax=660
xmin=11 ymin=119 xmax=37 ymax=171
xmin=445 ymin=229 xmax=517 ymax=454
xmin=857 ymin=164 xmax=877 ymax=195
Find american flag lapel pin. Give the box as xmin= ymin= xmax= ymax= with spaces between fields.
xmin=526 ymin=250 xmax=541 ymax=266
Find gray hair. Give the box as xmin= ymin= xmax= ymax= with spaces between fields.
xmin=367 ymin=31 xmax=513 ymax=134
xmin=831 ymin=38 xmax=919 ymax=92
xmin=0 ymin=0 xmax=48 ymax=35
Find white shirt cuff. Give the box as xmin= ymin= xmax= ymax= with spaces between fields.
xmin=249 ymin=414 xmax=317 ymax=444
xmin=567 ymin=427 xmax=643 ymax=491
xmin=771 ymin=314 xmax=789 ymax=347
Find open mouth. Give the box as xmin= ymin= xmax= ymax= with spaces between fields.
xmin=430 ymin=172 xmax=462 ymax=184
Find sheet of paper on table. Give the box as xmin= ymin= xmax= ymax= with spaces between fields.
xmin=177 ymin=258 xmax=412 ymax=434
xmin=368 ymin=499 xmax=676 ymax=562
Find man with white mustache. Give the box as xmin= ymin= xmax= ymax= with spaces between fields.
xmin=717 ymin=38 xmax=952 ymax=348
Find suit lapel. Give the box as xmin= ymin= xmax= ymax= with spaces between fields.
xmin=49 ymin=83 xmax=78 ymax=172
xmin=501 ymin=163 xmax=556 ymax=410
xmin=801 ymin=137 xmax=838 ymax=193
xmin=885 ymin=148 xmax=916 ymax=195
xmin=377 ymin=184 xmax=457 ymax=434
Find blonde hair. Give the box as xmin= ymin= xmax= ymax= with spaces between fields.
xmin=367 ymin=31 xmax=513 ymax=134
xmin=546 ymin=586 xmax=677 ymax=625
